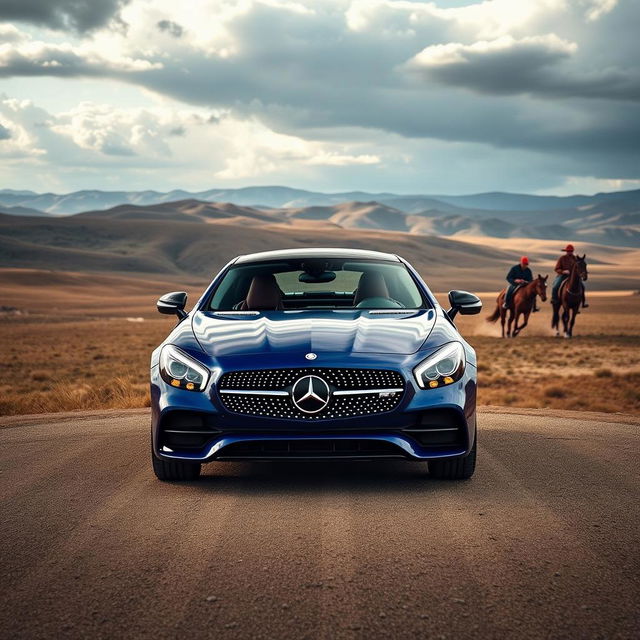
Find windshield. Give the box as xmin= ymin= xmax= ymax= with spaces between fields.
xmin=206 ymin=258 xmax=427 ymax=311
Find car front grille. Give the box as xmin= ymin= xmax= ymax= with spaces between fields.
xmin=218 ymin=367 xmax=405 ymax=420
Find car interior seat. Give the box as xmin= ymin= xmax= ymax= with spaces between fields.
xmin=353 ymin=271 xmax=390 ymax=305
xmin=239 ymin=274 xmax=284 ymax=310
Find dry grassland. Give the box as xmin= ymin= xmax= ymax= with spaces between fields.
xmin=0 ymin=317 xmax=168 ymax=415
xmin=1 ymin=293 xmax=638 ymax=416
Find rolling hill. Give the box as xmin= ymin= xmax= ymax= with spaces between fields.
xmin=0 ymin=208 xmax=509 ymax=280
xmin=2 ymin=187 xmax=638 ymax=247
xmin=1 ymin=203 xmax=639 ymax=293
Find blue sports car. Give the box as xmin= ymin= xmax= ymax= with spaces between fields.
xmin=150 ymin=248 xmax=482 ymax=481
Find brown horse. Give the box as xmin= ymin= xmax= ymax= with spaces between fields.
xmin=487 ymin=275 xmax=548 ymax=338
xmin=552 ymin=254 xmax=588 ymax=338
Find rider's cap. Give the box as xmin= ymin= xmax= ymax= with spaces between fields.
xmin=562 ymin=244 xmax=575 ymax=252
xmin=520 ymin=256 xmax=529 ymax=265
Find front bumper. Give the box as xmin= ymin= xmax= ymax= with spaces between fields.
xmin=151 ymin=355 xmax=477 ymax=463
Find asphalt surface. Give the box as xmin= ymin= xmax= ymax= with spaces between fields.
xmin=0 ymin=408 xmax=638 ymax=640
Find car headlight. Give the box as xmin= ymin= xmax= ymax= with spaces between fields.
xmin=159 ymin=345 xmax=210 ymax=391
xmin=414 ymin=342 xmax=465 ymax=389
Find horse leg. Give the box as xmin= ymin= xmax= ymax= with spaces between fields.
xmin=562 ymin=306 xmax=570 ymax=338
xmin=551 ymin=302 xmax=560 ymax=336
xmin=569 ymin=307 xmax=577 ymax=337
xmin=565 ymin=308 xmax=573 ymax=338
xmin=515 ymin=310 xmax=530 ymax=337
xmin=506 ymin=310 xmax=514 ymax=338
xmin=512 ymin=310 xmax=522 ymax=337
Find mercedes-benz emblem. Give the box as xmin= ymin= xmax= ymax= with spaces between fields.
xmin=291 ymin=375 xmax=330 ymax=414
xmin=305 ymin=353 xmax=317 ymax=360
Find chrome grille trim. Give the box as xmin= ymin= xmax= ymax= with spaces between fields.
xmin=220 ymin=389 xmax=289 ymax=396
xmin=218 ymin=367 xmax=406 ymax=420
xmin=220 ymin=387 xmax=404 ymax=397
xmin=333 ymin=388 xmax=404 ymax=396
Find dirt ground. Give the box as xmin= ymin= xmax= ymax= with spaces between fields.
xmin=2 ymin=408 xmax=638 ymax=640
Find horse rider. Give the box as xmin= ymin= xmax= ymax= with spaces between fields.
xmin=502 ymin=256 xmax=538 ymax=311
xmin=551 ymin=244 xmax=588 ymax=308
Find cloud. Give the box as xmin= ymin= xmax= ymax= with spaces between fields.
xmin=47 ymin=102 xmax=191 ymax=157
xmin=208 ymin=117 xmax=381 ymax=180
xmin=405 ymin=33 xmax=640 ymax=101
xmin=0 ymin=0 xmax=131 ymax=31
xmin=0 ymin=0 xmax=638 ymax=192
xmin=0 ymin=98 xmax=48 ymax=157
xmin=0 ymin=23 xmax=23 ymax=41
xmin=0 ymin=30 xmax=163 ymax=77
xmin=156 ymin=19 xmax=183 ymax=37
xmin=0 ymin=97 xmax=383 ymax=187
xmin=585 ymin=0 xmax=618 ymax=21
xmin=406 ymin=34 xmax=577 ymax=77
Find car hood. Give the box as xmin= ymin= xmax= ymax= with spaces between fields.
xmin=191 ymin=309 xmax=436 ymax=358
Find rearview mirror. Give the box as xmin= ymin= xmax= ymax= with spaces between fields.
xmin=157 ymin=291 xmax=188 ymax=320
xmin=447 ymin=290 xmax=482 ymax=320
xmin=299 ymin=270 xmax=336 ymax=284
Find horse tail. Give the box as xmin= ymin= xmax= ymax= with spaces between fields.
xmin=486 ymin=302 xmax=501 ymax=323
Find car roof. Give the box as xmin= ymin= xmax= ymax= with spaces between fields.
xmin=234 ymin=248 xmax=400 ymax=264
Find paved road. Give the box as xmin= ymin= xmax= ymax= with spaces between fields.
xmin=1 ymin=408 xmax=638 ymax=640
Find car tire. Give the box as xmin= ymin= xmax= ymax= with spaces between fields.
xmin=428 ymin=433 xmax=477 ymax=480
xmin=152 ymin=452 xmax=201 ymax=481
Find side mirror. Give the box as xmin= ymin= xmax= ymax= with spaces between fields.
xmin=157 ymin=291 xmax=188 ymax=320
xmin=447 ymin=290 xmax=482 ymax=320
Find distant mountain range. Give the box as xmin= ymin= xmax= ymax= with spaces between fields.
xmin=2 ymin=185 xmax=640 ymax=214
xmin=1 ymin=186 xmax=639 ymax=247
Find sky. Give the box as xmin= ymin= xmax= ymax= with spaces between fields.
xmin=0 ymin=0 xmax=639 ymax=195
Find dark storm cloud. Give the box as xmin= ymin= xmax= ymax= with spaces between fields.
xmin=407 ymin=35 xmax=640 ymax=102
xmin=157 ymin=19 xmax=183 ymax=38
xmin=0 ymin=122 xmax=11 ymax=139
xmin=0 ymin=0 xmax=130 ymax=31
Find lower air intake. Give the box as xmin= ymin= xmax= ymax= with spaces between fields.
xmin=216 ymin=438 xmax=405 ymax=459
